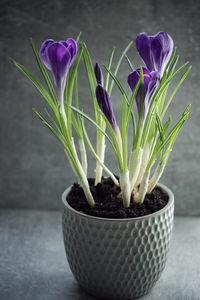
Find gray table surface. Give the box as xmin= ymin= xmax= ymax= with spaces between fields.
xmin=0 ymin=210 xmax=200 ymax=300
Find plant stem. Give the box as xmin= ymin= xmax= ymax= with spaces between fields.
xmin=133 ymin=142 xmax=151 ymax=192
xmin=134 ymin=168 xmax=150 ymax=204
xmin=120 ymin=171 xmax=131 ymax=208
xmin=78 ymin=138 xmax=88 ymax=176
xmin=115 ymin=126 xmax=123 ymax=159
xmin=60 ymin=92 xmax=68 ymax=128
xmin=95 ymin=135 xmax=105 ymax=185
xmin=78 ymin=176 xmax=95 ymax=208
xmin=129 ymin=147 xmax=143 ymax=193
xmin=81 ymin=117 xmax=119 ymax=186
xmin=147 ymin=163 xmax=165 ymax=193
xmin=70 ymin=138 xmax=95 ymax=208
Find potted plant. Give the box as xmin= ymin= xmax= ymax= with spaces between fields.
xmin=11 ymin=31 xmax=191 ymax=299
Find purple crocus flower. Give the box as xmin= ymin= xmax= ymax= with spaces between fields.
xmin=94 ymin=62 xmax=104 ymax=86
xmin=136 ymin=32 xmax=173 ymax=78
xmin=128 ymin=67 xmax=159 ymax=120
xmin=96 ymin=84 xmax=116 ymax=130
xmin=39 ymin=38 xmax=78 ymax=102
xmin=94 ymin=62 xmax=116 ymax=129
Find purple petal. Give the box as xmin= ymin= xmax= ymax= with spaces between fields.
xmin=128 ymin=68 xmax=159 ymax=120
xmin=94 ymin=62 xmax=104 ymax=86
xmin=96 ymin=84 xmax=116 ymax=129
xmin=146 ymin=71 xmax=159 ymax=100
xmin=47 ymin=42 xmax=71 ymax=100
xmin=136 ymin=31 xmax=174 ymax=78
xmin=136 ymin=34 xmax=154 ymax=71
xmin=128 ymin=67 xmax=151 ymax=115
xmin=151 ymin=32 xmax=173 ymax=77
xmin=66 ymin=39 xmax=78 ymax=56
xmin=60 ymin=39 xmax=77 ymax=66
xmin=39 ymin=38 xmax=78 ymax=103
xmin=143 ymin=71 xmax=159 ymax=119
xmin=39 ymin=39 xmax=54 ymax=69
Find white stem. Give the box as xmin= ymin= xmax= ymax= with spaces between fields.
xmin=65 ymin=139 xmax=95 ymax=208
xmin=71 ymin=139 xmax=95 ymax=207
xmin=129 ymin=147 xmax=143 ymax=193
xmin=78 ymin=176 xmax=95 ymax=208
xmin=94 ymin=150 xmax=119 ymax=186
xmin=134 ymin=143 xmax=151 ymax=191
xmin=60 ymin=92 xmax=68 ymax=128
xmin=79 ymin=138 xmax=88 ymax=176
xmin=84 ymin=130 xmax=119 ymax=186
xmin=134 ymin=168 xmax=150 ymax=204
xmin=95 ymin=135 xmax=105 ymax=185
xmin=100 ymin=164 xmax=119 ymax=186
xmin=147 ymin=163 xmax=165 ymax=193
xmin=96 ymin=156 xmax=119 ymax=186
xmin=96 ymin=161 xmax=119 ymax=186
xmin=120 ymin=171 xmax=131 ymax=208
xmin=64 ymin=149 xmax=77 ymax=176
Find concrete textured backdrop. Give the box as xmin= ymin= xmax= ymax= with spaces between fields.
xmin=0 ymin=0 xmax=200 ymax=214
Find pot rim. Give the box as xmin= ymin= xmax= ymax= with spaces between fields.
xmin=62 ymin=182 xmax=174 ymax=222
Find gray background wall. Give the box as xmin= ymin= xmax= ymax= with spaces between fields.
xmin=0 ymin=0 xmax=199 ymax=214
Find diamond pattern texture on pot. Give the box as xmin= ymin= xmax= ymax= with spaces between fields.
xmin=62 ymin=197 xmax=174 ymax=299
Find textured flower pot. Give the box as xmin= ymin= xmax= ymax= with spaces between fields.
xmin=62 ymin=183 xmax=174 ymax=299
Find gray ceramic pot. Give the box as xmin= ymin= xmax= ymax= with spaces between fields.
xmin=62 ymin=183 xmax=174 ymax=299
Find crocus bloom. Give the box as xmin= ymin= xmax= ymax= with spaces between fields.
xmin=96 ymin=84 xmax=116 ymax=130
xmin=128 ymin=67 xmax=159 ymax=120
xmin=94 ymin=62 xmax=104 ymax=86
xmin=39 ymin=38 xmax=78 ymax=102
xmin=136 ymin=32 xmax=173 ymax=78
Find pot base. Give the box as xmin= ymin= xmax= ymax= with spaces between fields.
xmin=79 ymin=282 xmax=157 ymax=299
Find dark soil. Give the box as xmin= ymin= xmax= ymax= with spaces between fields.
xmin=67 ymin=177 xmax=169 ymax=219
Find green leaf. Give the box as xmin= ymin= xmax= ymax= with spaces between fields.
xmin=167 ymin=55 xmax=179 ymax=77
xmin=103 ymin=63 xmax=137 ymax=137
xmin=45 ymin=108 xmax=62 ymax=136
xmin=151 ymin=104 xmax=190 ymax=163
xmin=138 ymin=67 xmax=145 ymax=123
xmin=67 ymin=46 xmax=84 ymax=104
xmin=162 ymin=115 xmax=172 ymax=136
xmin=10 ymin=58 xmax=57 ymax=114
xmin=32 ymin=108 xmax=67 ymax=150
xmin=70 ymin=105 xmax=123 ymax=171
xmin=163 ymin=127 xmax=180 ymax=164
xmin=121 ymin=95 xmax=128 ymax=171
xmin=105 ymin=46 xmax=116 ymax=91
xmin=74 ymin=73 xmax=82 ymax=129
xmin=156 ymin=114 xmax=164 ymax=142
xmin=141 ymin=61 xmax=190 ymax=148
xmin=125 ymin=54 xmax=134 ymax=71
xmin=69 ymin=105 xmax=114 ymax=149
xmin=33 ymin=107 xmax=83 ymax=179
xmin=76 ymin=32 xmax=82 ymax=43
xmin=166 ymin=46 xmax=176 ymax=72
xmin=82 ymin=43 xmax=98 ymax=119
xmin=161 ymin=66 xmax=192 ymax=119
xmin=157 ymin=84 xmax=168 ymax=115
xmin=103 ymin=64 xmax=128 ymax=99
xmin=71 ymin=111 xmax=82 ymax=139
xmin=133 ymin=67 xmax=144 ymax=150
xmin=66 ymin=46 xmax=84 ymax=138
xmin=82 ymin=43 xmax=107 ymax=160
xmin=97 ymin=109 xmax=123 ymax=172
xmin=30 ymin=38 xmax=58 ymax=105
xmin=108 ymin=40 xmax=133 ymax=95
